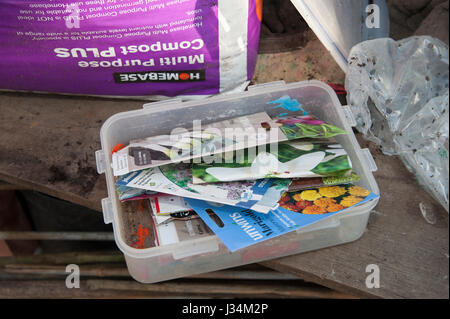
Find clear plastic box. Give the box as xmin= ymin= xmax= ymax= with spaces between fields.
xmin=95 ymin=80 xmax=380 ymax=283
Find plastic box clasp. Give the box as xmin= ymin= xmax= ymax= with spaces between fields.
xmin=342 ymin=105 xmax=357 ymax=127
xmin=361 ymin=148 xmax=378 ymax=172
xmin=95 ymin=150 xmax=106 ymax=174
xmin=101 ymin=197 xmax=114 ymax=225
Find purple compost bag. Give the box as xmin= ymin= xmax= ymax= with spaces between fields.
xmin=0 ymin=0 xmax=262 ymax=99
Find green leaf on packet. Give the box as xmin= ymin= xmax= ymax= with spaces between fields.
xmin=191 ymin=141 xmax=352 ymax=184
xmin=275 ymin=116 xmax=348 ymax=140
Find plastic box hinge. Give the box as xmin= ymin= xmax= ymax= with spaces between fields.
xmin=143 ymin=98 xmax=183 ymax=110
xmin=101 ymin=198 xmax=114 ymax=225
xmin=361 ymin=148 xmax=378 ymax=172
xmin=247 ymin=80 xmax=286 ymax=92
xmin=342 ymin=105 xmax=357 ymax=127
xmin=95 ymin=150 xmax=106 ymax=174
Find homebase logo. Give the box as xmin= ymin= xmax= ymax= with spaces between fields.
xmin=114 ymin=70 xmax=205 ymax=83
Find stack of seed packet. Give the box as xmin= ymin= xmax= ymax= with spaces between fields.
xmin=114 ymin=95 xmax=379 ymax=251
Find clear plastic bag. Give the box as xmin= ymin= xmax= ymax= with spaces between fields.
xmin=346 ymin=36 xmax=449 ymax=212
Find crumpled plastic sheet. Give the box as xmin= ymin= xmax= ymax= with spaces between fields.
xmin=346 ymin=36 xmax=449 ymax=212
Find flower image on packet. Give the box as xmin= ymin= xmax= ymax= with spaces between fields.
xmin=184 ymin=184 xmax=378 ymax=252
xmin=279 ymin=184 xmax=374 ymax=214
xmin=191 ymin=141 xmax=353 ymax=184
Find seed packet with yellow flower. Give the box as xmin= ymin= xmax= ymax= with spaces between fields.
xmin=185 ymin=184 xmax=378 ymax=252
xmin=278 ymin=184 xmax=377 ymax=215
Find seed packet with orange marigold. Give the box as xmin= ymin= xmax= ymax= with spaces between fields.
xmin=185 ymin=184 xmax=378 ymax=252
xmin=278 ymin=183 xmax=377 ymax=215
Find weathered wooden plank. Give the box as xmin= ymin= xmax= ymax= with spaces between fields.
xmin=0 ymin=263 xmax=299 ymax=281
xmin=0 ymin=251 xmax=125 ymax=267
xmin=0 ymin=181 xmax=28 ymax=191
xmin=0 ymin=252 xmax=320 ymax=283
xmin=0 ymin=279 xmax=355 ymax=299
xmin=0 ymin=92 xmax=141 ymax=212
xmin=0 ymin=231 xmax=114 ymax=241
xmin=0 ymin=240 xmax=12 ymax=257
xmin=0 ymin=252 xmax=297 ymax=281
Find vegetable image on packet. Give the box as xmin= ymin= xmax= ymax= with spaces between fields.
xmin=184 ymin=184 xmax=379 ymax=252
xmin=0 ymin=0 xmax=262 ymax=99
xmin=116 ymin=163 xmax=291 ymax=214
xmin=192 ymin=141 xmax=353 ymax=184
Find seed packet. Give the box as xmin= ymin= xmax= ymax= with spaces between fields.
xmin=191 ymin=141 xmax=352 ymax=184
xmin=278 ymin=184 xmax=376 ymax=213
xmin=116 ymin=183 xmax=161 ymax=202
xmin=111 ymin=112 xmax=283 ymax=176
xmin=154 ymin=211 xmax=202 ymax=225
xmin=149 ymin=195 xmax=194 ymax=216
xmin=116 ymin=173 xmax=169 ymax=202
xmin=287 ymin=172 xmax=361 ymax=192
xmin=151 ymin=206 xmax=213 ymax=247
xmin=121 ymin=192 xmax=167 ymax=202
xmin=152 ymin=217 xmax=213 ymax=246
xmin=116 ymin=162 xmax=290 ymax=214
xmin=274 ymin=115 xmax=348 ymax=140
xmin=111 ymin=109 xmax=348 ymax=177
xmin=184 ymin=184 xmax=379 ymax=252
